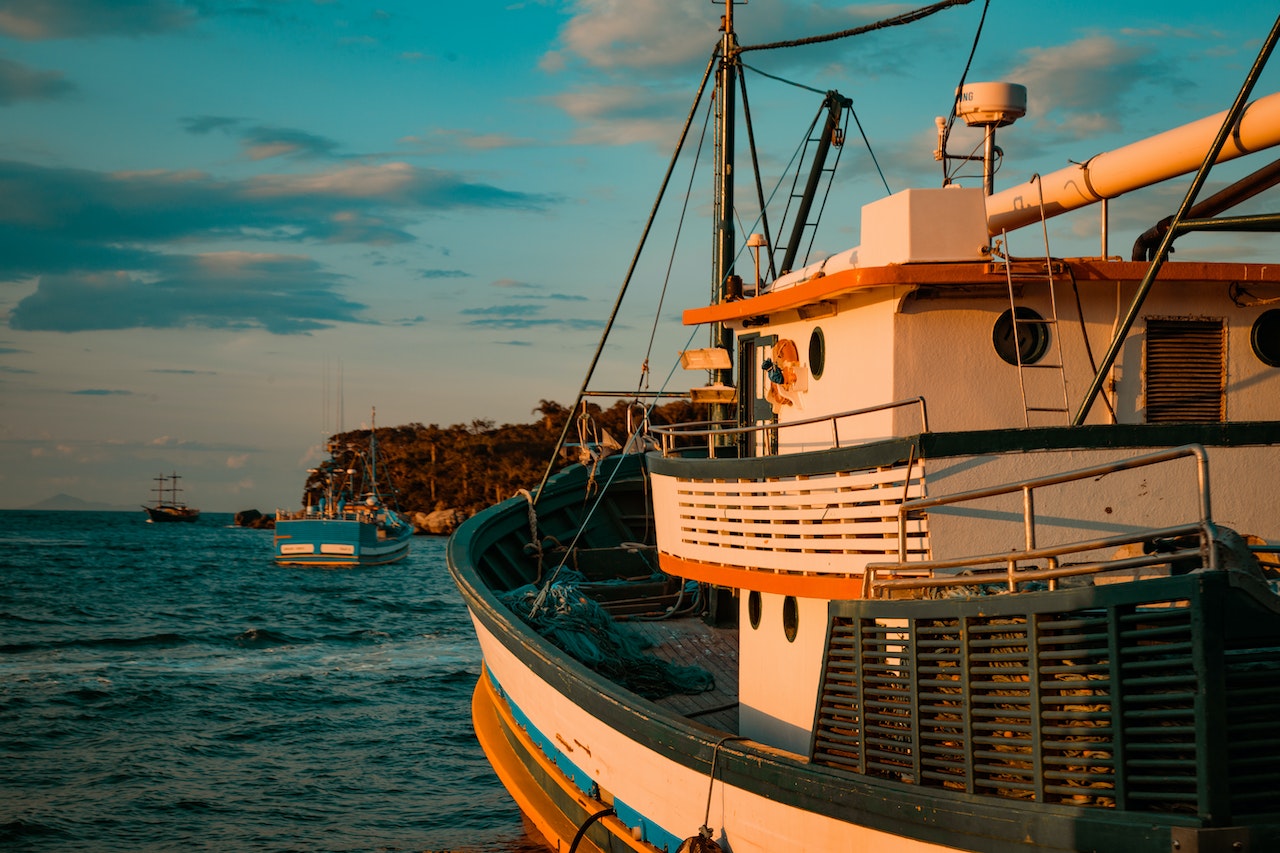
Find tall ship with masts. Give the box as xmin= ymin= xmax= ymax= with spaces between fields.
xmin=141 ymin=471 xmax=200 ymax=523
xmin=449 ymin=3 xmax=1280 ymax=851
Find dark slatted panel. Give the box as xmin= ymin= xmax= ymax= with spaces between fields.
xmin=1037 ymin=611 xmax=1116 ymax=806
xmin=1224 ymin=648 xmax=1280 ymax=815
xmin=916 ymin=618 xmax=967 ymax=791
xmin=1117 ymin=605 xmax=1199 ymax=810
xmin=1144 ymin=318 xmax=1225 ymax=423
xmin=811 ymin=583 xmax=1273 ymax=823
xmin=860 ymin=620 xmax=915 ymax=781
xmin=812 ymin=617 xmax=862 ymax=772
xmin=969 ymin=618 xmax=1035 ymax=798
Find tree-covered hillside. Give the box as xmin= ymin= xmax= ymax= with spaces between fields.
xmin=301 ymin=399 xmax=701 ymax=517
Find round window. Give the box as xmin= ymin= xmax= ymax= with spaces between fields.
xmin=782 ymin=595 xmax=798 ymax=643
xmin=808 ymin=327 xmax=825 ymax=379
xmin=748 ymin=590 xmax=762 ymax=630
xmin=992 ymin=307 xmax=1050 ymax=365
xmin=1252 ymin=309 xmax=1280 ymax=367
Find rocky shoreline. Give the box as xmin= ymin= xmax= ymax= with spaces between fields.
xmin=233 ymin=506 xmax=467 ymax=536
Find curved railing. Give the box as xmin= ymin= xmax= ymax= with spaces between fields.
xmin=863 ymin=444 xmax=1215 ymax=597
xmin=649 ymin=396 xmax=928 ymax=457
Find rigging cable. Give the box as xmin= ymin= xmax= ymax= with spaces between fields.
xmin=742 ymin=62 xmax=890 ymax=196
xmin=736 ymin=0 xmax=975 ymax=55
xmin=531 ymin=44 xmax=720 ymax=505
xmin=941 ymin=0 xmax=993 ymax=185
xmin=637 ymin=84 xmax=716 ymax=397
xmin=736 ymin=61 xmax=778 ymax=281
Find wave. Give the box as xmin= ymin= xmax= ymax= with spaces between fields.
xmin=232 ymin=627 xmax=297 ymax=646
xmin=0 ymin=632 xmax=190 ymax=655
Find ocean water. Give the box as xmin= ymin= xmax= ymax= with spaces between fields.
xmin=0 ymin=510 xmax=542 ymax=852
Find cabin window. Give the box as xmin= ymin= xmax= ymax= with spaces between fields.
xmin=1144 ymin=317 xmax=1226 ymax=423
xmin=992 ymin=307 xmax=1049 ymax=365
xmin=748 ymin=590 xmax=762 ymax=629
xmin=1252 ymin=309 xmax=1280 ymax=367
xmin=782 ymin=595 xmax=799 ymax=642
xmin=809 ymin=327 xmax=825 ymax=379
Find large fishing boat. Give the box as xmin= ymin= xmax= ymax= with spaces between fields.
xmin=274 ymin=410 xmax=413 ymax=567
xmin=141 ymin=471 xmax=200 ymax=523
xmin=448 ymin=3 xmax=1280 ymax=851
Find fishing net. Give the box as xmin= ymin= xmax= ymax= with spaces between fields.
xmin=501 ymin=573 xmax=715 ymax=700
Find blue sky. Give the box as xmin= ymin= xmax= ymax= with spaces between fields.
xmin=2 ymin=0 xmax=1278 ymax=512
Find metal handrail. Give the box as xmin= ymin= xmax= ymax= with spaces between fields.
xmin=650 ymin=396 xmax=928 ymax=456
xmin=865 ymin=444 xmax=1213 ymax=596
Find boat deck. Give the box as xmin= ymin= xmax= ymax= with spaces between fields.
xmin=628 ymin=616 xmax=740 ymax=734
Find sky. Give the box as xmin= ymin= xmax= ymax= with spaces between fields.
xmin=2 ymin=0 xmax=1279 ymax=512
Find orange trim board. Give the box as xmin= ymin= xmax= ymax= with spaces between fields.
xmin=658 ymin=552 xmax=867 ymax=598
xmin=683 ymin=258 xmax=1280 ymax=325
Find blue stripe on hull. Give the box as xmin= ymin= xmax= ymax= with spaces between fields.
xmin=485 ymin=668 xmax=683 ymax=852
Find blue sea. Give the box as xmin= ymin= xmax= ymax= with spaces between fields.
xmin=0 ymin=510 xmax=543 ymax=852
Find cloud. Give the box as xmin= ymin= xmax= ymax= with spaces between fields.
xmin=399 ymin=128 xmax=542 ymax=155
xmin=70 ymin=388 xmax=132 ymax=396
xmin=0 ymin=158 xmax=562 ymax=333
xmin=0 ymin=159 xmax=555 ymax=265
xmin=0 ymin=0 xmax=197 ymax=40
xmin=182 ymin=116 xmax=343 ymax=161
xmin=541 ymin=0 xmax=717 ymax=74
xmin=419 ymin=269 xmax=471 ymax=279
xmin=1007 ymin=35 xmax=1178 ymax=139
xmin=10 ymin=254 xmax=366 ymax=334
xmin=0 ymin=58 xmax=75 ymax=105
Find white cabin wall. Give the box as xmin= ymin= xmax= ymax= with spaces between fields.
xmin=755 ymin=292 xmax=902 ymax=451
xmin=892 ymin=275 xmax=1280 ymax=431
xmin=919 ymin=444 xmax=1279 ymax=563
xmin=738 ymin=592 xmax=828 ymax=755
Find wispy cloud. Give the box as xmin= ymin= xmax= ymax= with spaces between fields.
xmin=0 ymin=0 xmax=197 ymax=40
xmin=0 ymin=158 xmax=561 ymax=333
xmin=10 ymin=255 xmax=364 ymax=335
xmin=0 ymin=58 xmax=75 ymax=104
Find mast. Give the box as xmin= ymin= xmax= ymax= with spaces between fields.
xmin=712 ymin=0 xmax=738 ymax=424
xmin=369 ymin=407 xmax=379 ymax=504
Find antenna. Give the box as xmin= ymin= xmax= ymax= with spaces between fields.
xmin=954 ymin=82 xmax=1026 ymax=195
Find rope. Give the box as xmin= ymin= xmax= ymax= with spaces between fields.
xmin=568 ymin=807 xmax=615 ymax=853
xmin=693 ymin=735 xmax=746 ymax=846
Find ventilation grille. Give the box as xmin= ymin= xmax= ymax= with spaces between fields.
xmin=1144 ymin=318 xmax=1225 ymax=423
xmin=1224 ymin=648 xmax=1280 ymax=816
xmin=813 ymin=600 xmax=1205 ymax=814
xmin=1117 ymin=606 xmax=1198 ymax=809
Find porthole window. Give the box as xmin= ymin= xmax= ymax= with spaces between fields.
xmin=992 ymin=307 xmax=1050 ymax=365
xmin=782 ymin=595 xmax=798 ymax=643
xmin=808 ymin=327 xmax=825 ymax=379
xmin=748 ymin=590 xmax=762 ymax=630
xmin=1252 ymin=309 xmax=1280 ymax=367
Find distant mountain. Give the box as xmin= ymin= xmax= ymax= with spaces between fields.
xmin=24 ymin=493 xmax=135 ymax=512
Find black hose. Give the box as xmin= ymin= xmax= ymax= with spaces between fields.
xmin=567 ymin=806 xmax=616 ymax=853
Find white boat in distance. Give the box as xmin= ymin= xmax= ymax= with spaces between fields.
xmin=449 ymin=3 xmax=1280 ymax=851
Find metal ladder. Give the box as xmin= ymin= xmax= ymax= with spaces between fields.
xmin=1002 ymin=245 xmax=1070 ymax=427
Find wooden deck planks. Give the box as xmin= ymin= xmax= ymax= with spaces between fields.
xmin=628 ymin=616 xmax=740 ymax=734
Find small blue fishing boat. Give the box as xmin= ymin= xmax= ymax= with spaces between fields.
xmin=274 ymin=410 xmax=413 ymax=567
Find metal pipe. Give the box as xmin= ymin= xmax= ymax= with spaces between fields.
xmin=985 ymin=90 xmax=1280 ymax=236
